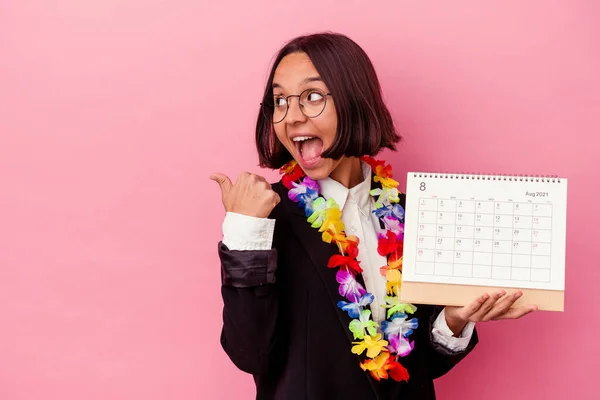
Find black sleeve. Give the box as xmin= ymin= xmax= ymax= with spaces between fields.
xmin=218 ymin=183 xmax=287 ymax=376
xmin=218 ymin=242 xmax=279 ymax=376
xmin=219 ymin=243 xmax=277 ymax=288
xmin=422 ymin=305 xmax=479 ymax=379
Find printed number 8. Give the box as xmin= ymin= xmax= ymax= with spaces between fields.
xmin=420 ymin=182 xmax=426 ymax=191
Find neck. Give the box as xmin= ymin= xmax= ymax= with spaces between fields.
xmin=329 ymin=157 xmax=363 ymax=188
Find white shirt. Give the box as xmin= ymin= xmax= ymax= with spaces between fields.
xmin=221 ymin=162 xmax=474 ymax=351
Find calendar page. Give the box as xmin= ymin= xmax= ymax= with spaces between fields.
xmin=402 ymin=173 xmax=567 ymax=292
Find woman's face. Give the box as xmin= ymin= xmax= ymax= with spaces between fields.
xmin=272 ymin=52 xmax=343 ymax=181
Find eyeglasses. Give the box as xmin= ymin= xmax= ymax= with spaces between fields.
xmin=261 ymin=88 xmax=332 ymax=124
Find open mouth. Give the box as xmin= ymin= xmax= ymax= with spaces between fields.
xmin=292 ymin=135 xmax=324 ymax=167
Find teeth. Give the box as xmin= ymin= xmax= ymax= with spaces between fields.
xmin=292 ymin=136 xmax=314 ymax=142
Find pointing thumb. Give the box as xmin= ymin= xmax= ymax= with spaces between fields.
xmin=210 ymin=173 xmax=233 ymax=197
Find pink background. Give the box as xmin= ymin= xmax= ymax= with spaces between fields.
xmin=1 ymin=1 xmax=598 ymax=399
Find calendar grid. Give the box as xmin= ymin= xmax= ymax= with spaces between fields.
xmin=415 ymin=198 xmax=553 ymax=284
xmin=470 ymin=202 xmax=476 ymax=278
xmin=509 ymin=200 xmax=515 ymax=280
xmin=452 ymin=203 xmax=457 ymax=277
xmin=434 ymin=198 xmax=439 ymax=276
xmin=531 ymin=208 xmax=536 ymax=279
xmin=530 ymin=203 xmax=553 ymax=283
xmin=523 ymin=206 xmax=534 ymax=282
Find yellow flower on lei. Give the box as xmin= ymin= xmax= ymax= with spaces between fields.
xmin=351 ymin=333 xmax=389 ymax=358
xmin=385 ymin=269 xmax=402 ymax=296
xmin=319 ymin=207 xmax=345 ymax=243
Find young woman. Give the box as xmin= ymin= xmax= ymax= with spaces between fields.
xmin=211 ymin=32 xmax=536 ymax=400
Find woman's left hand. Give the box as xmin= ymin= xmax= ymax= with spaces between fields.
xmin=444 ymin=291 xmax=538 ymax=336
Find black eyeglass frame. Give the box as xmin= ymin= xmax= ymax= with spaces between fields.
xmin=260 ymin=88 xmax=333 ymax=124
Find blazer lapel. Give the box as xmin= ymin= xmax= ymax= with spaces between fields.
xmin=277 ymin=171 xmax=389 ymax=342
xmin=280 ymin=180 xmax=389 ymax=397
xmin=281 ymin=170 xmax=386 ymax=333
xmin=273 ymin=168 xmax=403 ymax=397
xmin=280 ymin=191 xmax=363 ymax=347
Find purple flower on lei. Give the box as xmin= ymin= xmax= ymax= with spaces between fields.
xmin=288 ymin=177 xmax=320 ymax=214
xmin=387 ymin=333 xmax=414 ymax=357
xmin=336 ymin=269 xmax=366 ymax=303
xmin=381 ymin=216 xmax=405 ymax=238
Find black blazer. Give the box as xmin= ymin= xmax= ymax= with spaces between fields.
xmin=218 ymin=181 xmax=478 ymax=400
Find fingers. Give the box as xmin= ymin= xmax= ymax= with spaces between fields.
xmin=481 ymin=291 xmax=523 ymax=321
xmin=470 ymin=290 xmax=506 ymax=321
xmin=459 ymin=290 xmax=538 ymax=323
xmin=210 ymin=171 xmax=279 ymax=217
xmin=210 ymin=173 xmax=233 ymax=197
xmin=259 ymin=179 xmax=280 ymax=207
xmin=271 ymin=191 xmax=281 ymax=207
xmin=238 ymin=172 xmax=266 ymax=182
xmin=455 ymin=293 xmax=491 ymax=321
xmin=254 ymin=174 xmax=268 ymax=183
xmin=493 ymin=305 xmax=537 ymax=321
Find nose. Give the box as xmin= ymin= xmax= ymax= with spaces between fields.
xmin=283 ymin=96 xmax=307 ymax=124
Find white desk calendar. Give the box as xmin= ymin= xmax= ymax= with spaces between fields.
xmin=401 ymin=172 xmax=567 ymax=311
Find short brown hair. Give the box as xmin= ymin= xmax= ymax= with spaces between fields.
xmin=256 ymin=32 xmax=401 ymax=169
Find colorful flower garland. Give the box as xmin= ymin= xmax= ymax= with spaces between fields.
xmin=279 ymin=156 xmax=418 ymax=382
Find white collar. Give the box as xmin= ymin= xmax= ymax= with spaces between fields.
xmin=319 ymin=161 xmax=372 ymax=211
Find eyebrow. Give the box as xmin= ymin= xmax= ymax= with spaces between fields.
xmin=272 ymin=76 xmax=323 ymax=90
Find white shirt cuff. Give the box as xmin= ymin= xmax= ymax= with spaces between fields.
xmin=431 ymin=308 xmax=475 ymax=352
xmin=222 ymin=212 xmax=275 ymax=251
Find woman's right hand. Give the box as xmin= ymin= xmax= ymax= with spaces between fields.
xmin=210 ymin=172 xmax=281 ymax=218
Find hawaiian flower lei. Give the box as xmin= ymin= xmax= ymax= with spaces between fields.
xmin=279 ymin=156 xmax=419 ymax=382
